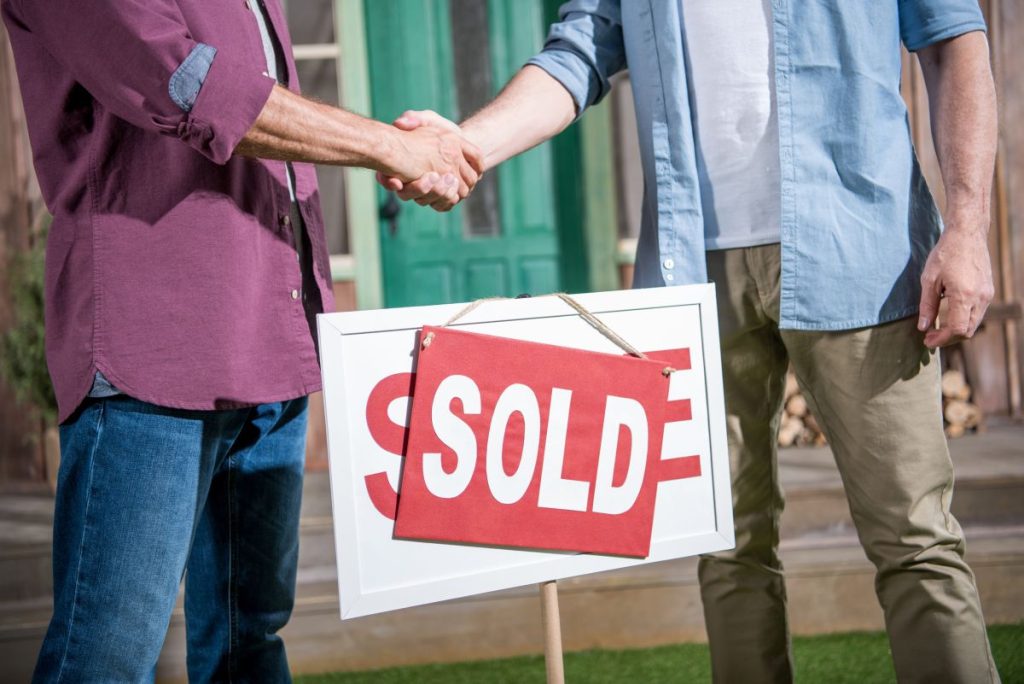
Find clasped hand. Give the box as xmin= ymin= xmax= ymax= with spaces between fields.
xmin=378 ymin=110 xmax=477 ymax=212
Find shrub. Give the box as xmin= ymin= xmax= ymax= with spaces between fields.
xmin=1 ymin=218 xmax=56 ymax=426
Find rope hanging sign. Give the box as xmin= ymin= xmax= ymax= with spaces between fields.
xmin=421 ymin=292 xmax=677 ymax=378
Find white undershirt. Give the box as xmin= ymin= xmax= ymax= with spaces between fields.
xmin=680 ymin=0 xmax=781 ymax=250
xmin=252 ymin=1 xmax=297 ymax=202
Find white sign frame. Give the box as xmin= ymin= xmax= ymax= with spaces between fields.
xmin=318 ymin=285 xmax=732 ymax=619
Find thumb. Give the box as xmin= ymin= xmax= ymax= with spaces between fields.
xmin=918 ymin=284 xmax=940 ymax=332
xmin=375 ymin=171 xmax=405 ymax=192
xmin=393 ymin=110 xmax=424 ymax=131
xmin=401 ymin=109 xmax=461 ymax=133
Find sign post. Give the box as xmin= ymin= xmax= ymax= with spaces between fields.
xmin=541 ymin=580 xmax=565 ymax=684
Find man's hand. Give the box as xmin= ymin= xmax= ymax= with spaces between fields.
xmin=916 ymin=31 xmax=997 ymax=350
xmin=917 ymin=223 xmax=994 ymax=349
xmin=375 ymin=65 xmax=579 ymax=213
xmin=235 ymin=85 xmax=481 ymax=203
xmin=377 ymin=110 xmax=475 ymax=212
xmin=379 ymin=118 xmax=483 ymax=210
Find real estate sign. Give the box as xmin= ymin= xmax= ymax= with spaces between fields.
xmin=318 ymin=285 xmax=731 ymax=618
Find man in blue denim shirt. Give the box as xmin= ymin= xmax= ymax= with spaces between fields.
xmin=384 ymin=1 xmax=1000 ymax=681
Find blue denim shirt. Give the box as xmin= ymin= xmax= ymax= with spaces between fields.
xmin=529 ymin=0 xmax=985 ymax=331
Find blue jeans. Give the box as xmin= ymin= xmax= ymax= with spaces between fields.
xmin=33 ymin=395 xmax=309 ymax=683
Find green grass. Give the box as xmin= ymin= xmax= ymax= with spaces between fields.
xmin=296 ymin=622 xmax=1023 ymax=683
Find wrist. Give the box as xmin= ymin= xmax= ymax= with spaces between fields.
xmin=942 ymin=207 xmax=990 ymax=238
xmin=340 ymin=114 xmax=400 ymax=174
xmin=943 ymin=187 xmax=991 ymax=232
xmin=458 ymin=121 xmax=494 ymax=172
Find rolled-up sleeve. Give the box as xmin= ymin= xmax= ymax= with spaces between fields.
xmin=526 ymin=0 xmax=626 ymax=118
xmin=9 ymin=0 xmax=274 ymax=164
xmin=898 ymin=0 xmax=987 ymax=52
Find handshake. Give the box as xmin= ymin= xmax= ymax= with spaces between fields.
xmin=374 ymin=110 xmax=483 ymax=213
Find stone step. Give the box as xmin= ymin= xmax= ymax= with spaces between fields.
xmin=0 ymin=511 xmax=336 ymax=606
xmin=778 ymin=428 xmax=1024 ymax=539
xmin=1 ymin=524 xmax=1020 ymax=683
xmin=781 ymin=466 xmax=1024 ymax=540
xmin=3 ymin=429 xmax=1021 ymax=604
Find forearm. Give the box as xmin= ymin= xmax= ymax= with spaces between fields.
xmin=919 ymin=31 xmax=997 ymax=235
xmin=236 ymin=84 xmax=398 ymax=173
xmin=460 ymin=65 xmax=577 ymax=171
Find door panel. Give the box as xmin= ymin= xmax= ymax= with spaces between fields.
xmin=365 ymin=0 xmax=561 ymax=307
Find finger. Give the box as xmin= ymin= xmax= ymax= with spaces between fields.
xmin=967 ymin=298 xmax=990 ymax=338
xmin=410 ymin=109 xmax=461 ymax=133
xmin=426 ymin=173 xmax=458 ymax=210
xmin=423 ymin=173 xmax=458 ymax=206
xmin=459 ymin=159 xmax=479 ymax=195
xmin=397 ymin=176 xmax=438 ymax=202
xmin=461 ymin=140 xmax=485 ymax=175
xmin=430 ymin=196 xmax=456 ymax=213
xmin=917 ymin=280 xmax=941 ymax=332
xmin=963 ymin=302 xmax=985 ymax=340
xmin=943 ymin=295 xmax=972 ymax=339
xmin=376 ymin=172 xmax=405 ymax=192
xmin=445 ymin=185 xmax=461 ymax=206
xmin=437 ymin=172 xmax=459 ymax=195
xmin=407 ymin=174 xmax=458 ymax=205
xmin=393 ymin=112 xmax=423 ymax=131
xmin=927 ymin=295 xmax=971 ymax=349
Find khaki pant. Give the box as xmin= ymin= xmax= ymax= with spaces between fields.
xmin=698 ymin=245 xmax=999 ymax=683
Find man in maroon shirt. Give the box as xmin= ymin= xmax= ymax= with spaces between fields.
xmin=2 ymin=0 xmax=481 ymax=680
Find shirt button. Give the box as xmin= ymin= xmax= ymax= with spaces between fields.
xmin=281 ymin=214 xmax=291 ymax=227
xmin=663 ymin=258 xmax=675 ymax=269
xmin=665 ymin=274 xmax=675 ymax=282
xmin=290 ymin=289 xmax=299 ymax=300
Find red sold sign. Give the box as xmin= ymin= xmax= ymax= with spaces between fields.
xmin=391 ymin=326 xmax=699 ymax=558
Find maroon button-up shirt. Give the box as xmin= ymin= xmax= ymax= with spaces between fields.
xmin=2 ymin=0 xmax=335 ymax=423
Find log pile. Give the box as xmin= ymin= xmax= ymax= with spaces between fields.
xmin=778 ymin=369 xmax=983 ymax=447
xmin=941 ymin=369 xmax=983 ymax=439
xmin=778 ymin=372 xmax=827 ymax=448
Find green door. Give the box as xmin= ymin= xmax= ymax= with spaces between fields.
xmin=365 ymin=0 xmax=562 ymax=307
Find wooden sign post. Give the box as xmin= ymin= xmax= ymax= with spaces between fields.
xmin=541 ymin=580 xmax=565 ymax=684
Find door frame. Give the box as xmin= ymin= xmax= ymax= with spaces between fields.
xmin=338 ymin=0 xmax=620 ymax=309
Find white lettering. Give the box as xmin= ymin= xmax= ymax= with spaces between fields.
xmin=486 ymin=384 xmax=541 ymax=505
xmin=537 ymin=388 xmax=590 ymax=512
xmin=423 ymin=375 xmax=480 ymax=499
xmin=592 ymin=396 xmax=648 ymax=515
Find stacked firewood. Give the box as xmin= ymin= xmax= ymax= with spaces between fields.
xmin=941 ymin=369 xmax=982 ymax=439
xmin=778 ymin=369 xmax=982 ymax=446
xmin=778 ymin=372 xmax=827 ymax=448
